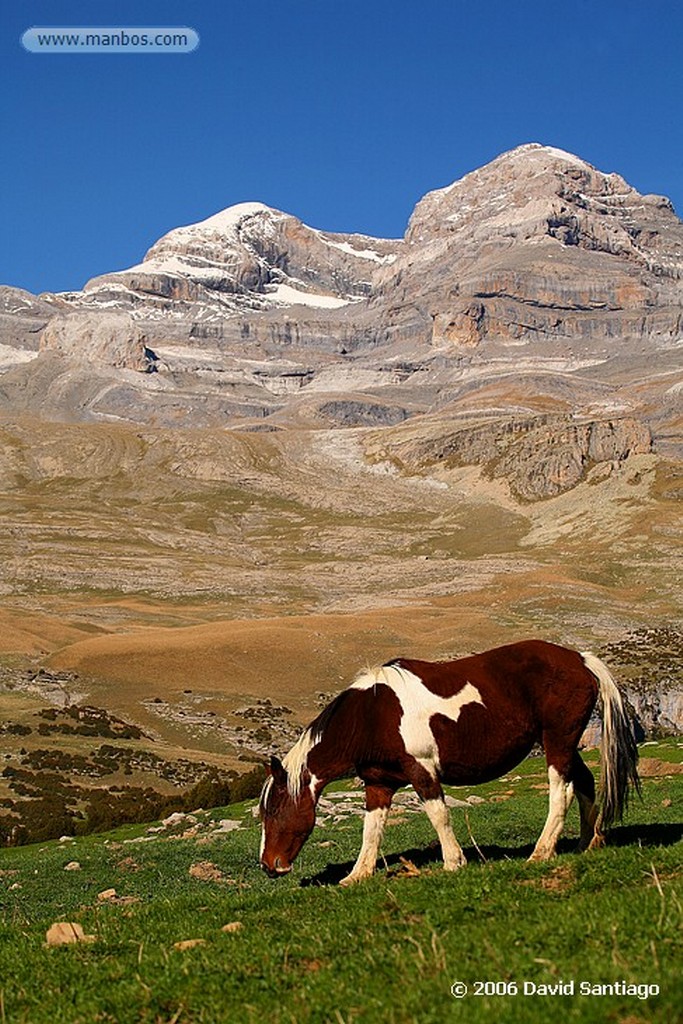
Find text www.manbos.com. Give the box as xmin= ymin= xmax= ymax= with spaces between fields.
xmin=22 ymin=27 xmax=200 ymax=53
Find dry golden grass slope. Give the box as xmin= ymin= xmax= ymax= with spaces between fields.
xmin=0 ymin=413 xmax=680 ymax=758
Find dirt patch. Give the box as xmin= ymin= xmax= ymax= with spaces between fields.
xmin=188 ymin=860 xmax=230 ymax=883
xmin=638 ymin=758 xmax=683 ymax=777
xmin=522 ymin=864 xmax=575 ymax=892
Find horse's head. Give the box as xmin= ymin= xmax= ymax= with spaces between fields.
xmin=259 ymin=754 xmax=317 ymax=877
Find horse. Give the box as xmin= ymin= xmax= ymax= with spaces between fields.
xmin=259 ymin=640 xmax=640 ymax=884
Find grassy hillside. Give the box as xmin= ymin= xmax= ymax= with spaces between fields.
xmin=0 ymin=741 xmax=680 ymax=1024
xmin=0 ymin=413 xmax=680 ymax=899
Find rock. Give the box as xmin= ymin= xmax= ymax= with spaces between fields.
xmin=658 ymin=691 xmax=683 ymax=733
xmin=172 ymin=938 xmax=207 ymax=951
xmin=97 ymin=888 xmax=117 ymax=902
xmin=432 ymin=303 xmax=485 ymax=349
xmin=213 ymin=819 xmax=241 ymax=833
xmin=63 ymin=861 xmax=81 ymax=871
xmin=444 ymin=795 xmax=473 ymax=808
xmin=161 ymin=811 xmax=187 ymax=827
xmin=627 ymin=687 xmax=683 ymax=736
xmin=317 ymin=399 xmax=411 ymax=427
xmin=39 ymin=311 xmax=156 ymax=371
xmin=580 ymin=721 xmax=602 ymax=749
xmin=115 ymin=857 xmax=140 ymax=871
xmin=599 ymin=629 xmax=683 ymax=737
xmin=221 ymin=921 xmax=243 ymax=933
xmin=45 ymin=922 xmax=95 ymax=946
xmin=0 ymin=286 xmax=58 ymax=359
xmin=188 ymin=860 xmax=225 ymax=882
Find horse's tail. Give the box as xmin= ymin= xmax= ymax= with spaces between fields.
xmin=581 ymin=651 xmax=641 ymax=829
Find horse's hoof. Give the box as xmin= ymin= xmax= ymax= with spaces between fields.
xmin=339 ymin=872 xmax=370 ymax=886
xmin=443 ymin=857 xmax=467 ymax=872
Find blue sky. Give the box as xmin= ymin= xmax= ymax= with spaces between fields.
xmin=2 ymin=0 xmax=682 ymax=294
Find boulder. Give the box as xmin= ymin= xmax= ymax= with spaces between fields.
xmin=40 ymin=312 xmax=156 ymax=372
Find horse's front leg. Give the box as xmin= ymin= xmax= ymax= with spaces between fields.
xmin=409 ymin=763 xmax=467 ymax=872
xmin=339 ymin=784 xmax=394 ymax=886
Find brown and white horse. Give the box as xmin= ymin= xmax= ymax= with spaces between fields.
xmin=259 ymin=640 xmax=639 ymax=884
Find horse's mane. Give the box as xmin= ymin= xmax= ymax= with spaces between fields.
xmin=276 ymin=665 xmax=401 ymax=799
xmin=280 ymin=690 xmax=348 ymax=797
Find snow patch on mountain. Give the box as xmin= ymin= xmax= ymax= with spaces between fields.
xmin=159 ymin=202 xmax=281 ymax=240
xmin=316 ymin=233 xmax=398 ymax=264
xmin=263 ymin=283 xmax=353 ymax=309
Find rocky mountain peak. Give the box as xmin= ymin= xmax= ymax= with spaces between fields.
xmin=404 ymin=142 xmax=656 ymax=249
xmin=143 ymin=202 xmax=289 ymax=264
xmin=79 ymin=201 xmax=399 ymax=319
xmin=375 ymin=143 xmax=683 ymax=363
xmin=0 ymin=145 xmax=680 ymax=454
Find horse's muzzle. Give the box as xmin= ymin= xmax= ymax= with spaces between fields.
xmin=260 ymin=857 xmax=292 ymax=878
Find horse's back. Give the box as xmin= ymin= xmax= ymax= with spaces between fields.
xmin=389 ymin=640 xmax=598 ymax=785
xmin=396 ymin=639 xmax=594 ymax=704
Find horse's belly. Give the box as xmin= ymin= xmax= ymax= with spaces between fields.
xmin=431 ymin=707 xmax=537 ymax=786
xmin=438 ymin=746 xmax=533 ymax=787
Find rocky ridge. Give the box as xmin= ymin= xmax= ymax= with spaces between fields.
xmin=40 ymin=312 xmax=157 ymax=372
xmin=365 ymin=413 xmax=653 ymax=500
xmin=0 ymin=144 xmax=681 ymax=469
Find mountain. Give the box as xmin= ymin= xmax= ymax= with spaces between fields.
xmin=0 ymin=144 xmax=681 ymax=457
xmin=0 ymin=146 xmax=681 ymax=759
xmin=77 ymin=201 xmax=399 ymax=316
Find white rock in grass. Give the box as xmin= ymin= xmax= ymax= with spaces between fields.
xmin=46 ymin=922 xmax=95 ymax=946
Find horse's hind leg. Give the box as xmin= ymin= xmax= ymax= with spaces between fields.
xmin=570 ymin=751 xmax=604 ymax=851
xmin=339 ymin=784 xmax=393 ymax=886
xmin=529 ymin=762 xmax=574 ymax=862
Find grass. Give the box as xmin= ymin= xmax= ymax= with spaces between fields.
xmin=0 ymin=743 xmax=681 ymax=1023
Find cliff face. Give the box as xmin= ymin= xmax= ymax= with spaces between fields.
xmin=0 ymin=144 xmax=680 ymax=462
xmin=588 ymin=628 xmax=683 ymax=741
xmin=374 ymin=143 xmax=683 ymax=354
xmin=40 ymin=312 xmax=156 ymax=372
xmin=363 ymin=413 xmax=652 ymax=500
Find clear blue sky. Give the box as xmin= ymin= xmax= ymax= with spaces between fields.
xmin=2 ymin=0 xmax=682 ymax=295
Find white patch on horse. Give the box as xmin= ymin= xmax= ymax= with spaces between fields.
xmin=340 ymin=805 xmax=390 ymax=885
xmin=529 ymin=765 xmax=575 ymax=861
xmin=351 ymin=664 xmax=484 ymax=775
xmin=259 ymin=776 xmax=274 ymax=813
xmin=422 ymin=797 xmax=467 ymax=870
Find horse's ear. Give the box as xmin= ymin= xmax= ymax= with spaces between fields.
xmin=269 ymin=754 xmax=288 ymax=787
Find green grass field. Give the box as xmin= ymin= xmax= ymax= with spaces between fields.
xmin=0 ymin=742 xmax=680 ymax=1024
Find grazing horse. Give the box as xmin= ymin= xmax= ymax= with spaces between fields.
xmin=259 ymin=640 xmax=639 ymax=884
